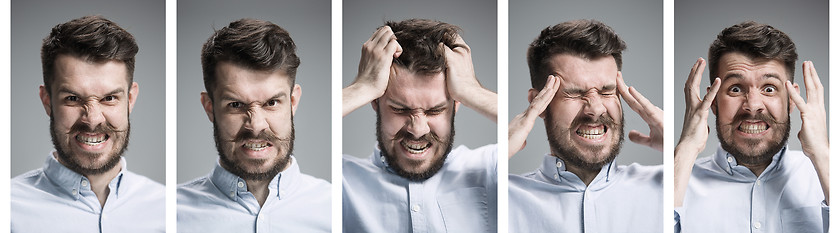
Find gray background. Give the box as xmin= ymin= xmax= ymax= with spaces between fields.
xmin=675 ymin=0 xmax=829 ymax=158
xmin=177 ymin=0 xmax=332 ymax=183
xmin=509 ymin=0 xmax=664 ymax=174
xmin=11 ymin=0 xmax=165 ymax=183
xmin=343 ymin=0 xmax=498 ymax=158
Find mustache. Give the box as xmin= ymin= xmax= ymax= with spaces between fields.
xmin=570 ymin=114 xmax=619 ymax=129
xmin=732 ymin=112 xmax=783 ymax=125
xmin=390 ymin=129 xmax=445 ymax=144
xmin=226 ymin=129 xmax=292 ymax=143
xmin=66 ymin=122 xmax=125 ymax=135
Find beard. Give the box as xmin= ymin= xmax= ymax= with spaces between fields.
xmin=716 ymin=105 xmax=790 ymax=167
xmin=50 ymin=115 xmax=128 ymax=176
xmin=214 ymin=115 xmax=294 ymax=181
xmin=376 ymin=109 xmax=455 ymax=181
xmin=545 ymin=108 xmax=624 ymax=172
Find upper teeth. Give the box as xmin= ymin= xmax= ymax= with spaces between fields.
xmin=576 ymin=126 xmax=606 ymax=139
xmin=76 ymin=134 xmax=106 ymax=145
xmin=739 ymin=123 xmax=767 ymax=134
xmin=402 ymin=141 xmax=429 ymax=154
xmin=244 ymin=142 xmax=268 ymax=151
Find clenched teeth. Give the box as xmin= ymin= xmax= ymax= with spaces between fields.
xmin=576 ymin=126 xmax=606 ymax=139
xmin=401 ymin=141 xmax=430 ymax=154
xmin=243 ymin=142 xmax=269 ymax=151
xmin=739 ymin=122 xmax=768 ymax=134
xmin=76 ymin=134 xmax=107 ymax=146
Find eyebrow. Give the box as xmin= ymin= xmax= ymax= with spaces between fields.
xmin=219 ymin=91 xmax=287 ymax=103
xmin=386 ymin=99 xmax=448 ymax=110
xmin=562 ymin=84 xmax=616 ymax=95
xmin=56 ymin=87 xmax=125 ymax=97
xmin=721 ymin=73 xmax=783 ymax=82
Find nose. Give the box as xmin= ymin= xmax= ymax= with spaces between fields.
xmin=245 ymin=106 xmax=269 ymax=134
xmin=582 ymin=92 xmax=607 ymax=118
xmin=81 ymin=100 xmax=105 ymax=128
xmin=742 ymin=90 xmax=765 ymax=113
xmin=405 ymin=113 xmax=431 ymax=138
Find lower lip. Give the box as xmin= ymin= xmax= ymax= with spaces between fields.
xmin=74 ymin=136 xmax=109 ymax=152
xmin=574 ymin=128 xmax=608 ymax=143
xmin=240 ymin=146 xmax=274 ymax=159
xmin=400 ymin=144 xmax=431 ymax=160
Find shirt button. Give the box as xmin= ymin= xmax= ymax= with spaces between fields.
xmin=727 ymin=156 xmax=734 ymax=163
xmin=554 ymin=174 xmax=559 ymax=180
xmin=72 ymin=189 xmax=78 ymax=195
xmin=229 ymin=191 xmax=235 ymax=197
xmin=411 ymin=204 xmax=420 ymax=212
xmin=756 ymin=180 xmax=762 ymax=186
xmin=754 ymin=222 xmax=761 ymax=229
xmin=237 ymin=181 xmax=245 ymax=188
xmin=556 ymin=161 xmax=564 ymax=168
xmin=81 ymin=180 xmax=88 ymax=187
xmin=380 ymin=156 xmax=386 ymax=163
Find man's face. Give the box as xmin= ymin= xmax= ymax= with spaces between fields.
xmin=713 ymin=52 xmax=791 ymax=165
xmin=537 ymin=54 xmax=624 ymax=170
xmin=201 ymin=62 xmax=300 ymax=181
xmin=374 ymin=66 xmax=457 ymax=181
xmin=39 ymin=55 xmax=138 ymax=175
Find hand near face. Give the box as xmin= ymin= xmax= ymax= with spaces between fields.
xmin=617 ymin=72 xmax=663 ymax=152
xmin=509 ymin=75 xmax=560 ymax=158
xmin=786 ymin=61 xmax=828 ymax=159
xmin=676 ymin=58 xmax=722 ymax=155
xmin=442 ymin=35 xmax=498 ymax=122
xmin=343 ymin=26 xmax=402 ymax=117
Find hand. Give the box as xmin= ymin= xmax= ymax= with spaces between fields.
xmin=342 ymin=26 xmax=402 ymax=117
xmin=617 ymin=72 xmax=663 ymax=151
xmin=508 ymin=75 xmax=560 ymax=158
xmin=676 ymin=58 xmax=721 ymax=154
xmin=442 ymin=35 xmax=498 ymax=121
xmin=786 ymin=61 xmax=828 ymax=159
xmin=786 ymin=61 xmax=829 ymax=204
xmin=675 ymin=58 xmax=721 ymax=207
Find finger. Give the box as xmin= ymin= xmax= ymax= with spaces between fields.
xmin=385 ymin=37 xmax=402 ymax=58
xmin=628 ymin=130 xmax=652 ymax=146
xmin=686 ymin=58 xmax=706 ymax=100
xmin=367 ymin=26 xmax=387 ymax=42
xmin=786 ymin=80 xmax=807 ymax=110
xmin=617 ymin=72 xmax=641 ymax=110
xmin=374 ymin=27 xmax=396 ymax=48
xmin=629 ymin=86 xmax=661 ymax=122
xmin=806 ymin=61 xmax=824 ymax=104
xmin=527 ymin=75 xmax=560 ymax=117
xmin=802 ymin=61 xmax=816 ymax=102
xmin=699 ymin=77 xmax=721 ymax=111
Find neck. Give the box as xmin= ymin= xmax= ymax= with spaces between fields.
xmin=245 ymin=179 xmax=272 ymax=207
xmin=740 ymin=161 xmax=771 ymax=177
xmin=54 ymin=153 xmax=122 ymax=207
xmin=564 ymin=163 xmax=601 ymax=186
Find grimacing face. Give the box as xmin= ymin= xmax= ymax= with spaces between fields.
xmin=201 ymin=62 xmax=301 ymax=181
xmin=712 ymin=52 xmax=793 ymax=165
xmin=39 ymin=54 xmax=138 ymax=175
xmin=374 ymin=66 xmax=458 ymax=181
xmin=535 ymin=54 xmax=624 ymax=171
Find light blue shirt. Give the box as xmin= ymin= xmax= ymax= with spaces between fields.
xmin=11 ymin=153 xmax=165 ymax=233
xmin=343 ymin=144 xmax=498 ymax=233
xmin=676 ymin=145 xmax=829 ymax=233
xmin=178 ymin=156 xmax=331 ymax=233
xmin=509 ymin=154 xmax=663 ymax=232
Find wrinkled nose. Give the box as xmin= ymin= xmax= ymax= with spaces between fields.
xmin=244 ymin=107 xmax=269 ymax=134
xmin=743 ymin=90 xmax=765 ymax=113
xmin=81 ymin=101 xmax=105 ymax=128
xmin=582 ymin=93 xmax=607 ymax=118
xmin=405 ymin=114 xmax=430 ymax=139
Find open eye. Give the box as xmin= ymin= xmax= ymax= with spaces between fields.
xmin=763 ymin=85 xmax=776 ymax=93
xmin=265 ymin=99 xmax=279 ymax=107
xmin=228 ymin=102 xmax=244 ymax=109
xmin=728 ymin=86 xmax=742 ymax=93
xmin=65 ymin=96 xmax=80 ymax=102
xmin=103 ymin=95 xmax=116 ymax=102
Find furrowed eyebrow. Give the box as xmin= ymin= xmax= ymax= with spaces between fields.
xmin=220 ymin=91 xmax=287 ymax=103
xmin=386 ymin=99 xmax=448 ymax=110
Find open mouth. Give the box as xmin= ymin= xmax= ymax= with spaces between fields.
xmin=738 ymin=121 xmax=769 ymax=134
xmin=401 ymin=140 xmax=431 ymax=154
xmin=75 ymin=133 xmax=108 ymax=146
xmin=576 ymin=125 xmax=607 ymax=140
xmin=242 ymin=141 xmax=271 ymax=151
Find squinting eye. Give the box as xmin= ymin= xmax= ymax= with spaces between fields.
xmin=729 ymin=86 xmax=742 ymax=93
xmin=426 ymin=109 xmax=444 ymax=115
xmin=763 ymin=86 xmax=776 ymax=93
xmin=228 ymin=102 xmax=244 ymax=108
xmin=103 ymin=96 xmax=116 ymax=101
xmin=65 ymin=96 xmax=80 ymax=102
xmin=265 ymin=99 xmax=278 ymax=106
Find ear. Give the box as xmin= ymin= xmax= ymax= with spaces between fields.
xmin=200 ymin=92 xmax=215 ymax=122
xmin=789 ymin=82 xmax=800 ymax=114
xmin=127 ymin=82 xmax=139 ymax=114
xmin=39 ymin=85 xmax=52 ymax=117
xmin=454 ymin=100 xmax=460 ymax=113
xmin=707 ymin=86 xmax=718 ymax=116
xmin=371 ymin=99 xmax=379 ymax=112
xmin=527 ymin=88 xmax=547 ymax=119
xmin=290 ymin=84 xmax=302 ymax=116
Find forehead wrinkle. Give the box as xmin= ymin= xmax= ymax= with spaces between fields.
xmin=385 ymin=98 xmax=448 ymax=110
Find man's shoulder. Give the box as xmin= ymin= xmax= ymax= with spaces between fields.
xmin=616 ymin=163 xmax=663 ymax=182
xmin=294 ymin=172 xmax=332 ymax=194
xmin=11 ymin=168 xmax=46 ymax=186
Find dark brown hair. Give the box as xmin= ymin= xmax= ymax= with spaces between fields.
xmin=386 ymin=19 xmax=461 ymax=74
xmin=41 ymin=15 xmax=138 ymax=94
xmin=201 ymin=18 xmax=300 ymax=99
xmin=527 ymin=19 xmax=626 ymax=89
xmin=708 ymin=21 xmax=797 ymax=82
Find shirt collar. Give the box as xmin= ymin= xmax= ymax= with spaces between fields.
xmin=211 ymin=155 xmax=301 ymax=202
xmin=538 ymin=154 xmax=616 ymax=189
xmin=713 ymin=144 xmax=787 ymax=177
xmin=42 ymin=151 xmax=126 ymax=200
